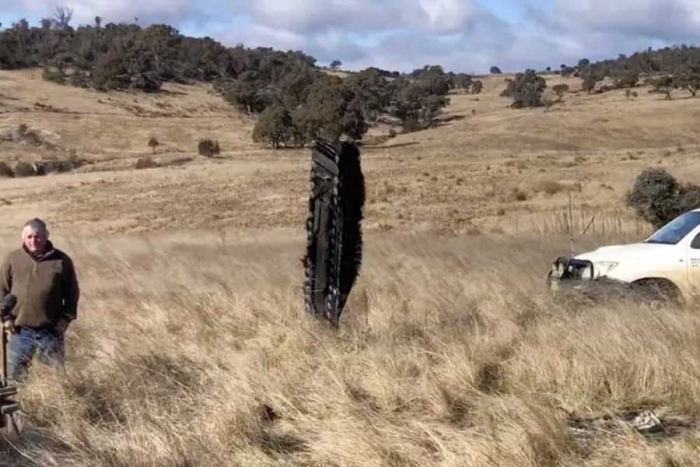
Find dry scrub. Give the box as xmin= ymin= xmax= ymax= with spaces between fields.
xmin=0 ymin=231 xmax=698 ymax=466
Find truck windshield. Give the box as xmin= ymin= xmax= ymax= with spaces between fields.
xmin=646 ymin=211 xmax=700 ymax=245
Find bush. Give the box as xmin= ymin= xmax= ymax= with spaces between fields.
xmin=42 ymin=67 xmax=65 ymax=84
xmin=581 ymin=76 xmax=596 ymax=92
xmin=553 ymin=84 xmax=569 ymax=101
xmin=626 ymin=168 xmax=700 ymax=229
xmin=535 ymin=180 xmax=566 ymax=195
xmin=613 ymin=72 xmax=639 ymax=89
xmin=511 ymin=187 xmax=528 ymax=201
xmin=135 ymin=156 xmax=158 ymax=169
xmin=0 ymin=162 xmax=13 ymax=178
xmin=43 ymin=160 xmax=77 ymax=173
xmin=29 ymin=157 xmax=86 ymax=175
xmin=13 ymin=161 xmax=36 ymax=177
xmin=198 ymin=139 xmax=220 ymax=157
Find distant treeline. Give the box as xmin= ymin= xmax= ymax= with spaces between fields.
xmin=560 ymin=46 xmax=700 ymax=80
xmin=545 ymin=46 xmax=700 ymax=99
xmin=0 ymin=11 xmax=482 ymax=147
xmin=496 ymin=45 xmax=700 ymax=109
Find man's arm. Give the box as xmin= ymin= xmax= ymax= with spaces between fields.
xmin=61 ymin=255 xmax=79 ymax=322
xmin=0 ymin=254 xmax=11 ymax=300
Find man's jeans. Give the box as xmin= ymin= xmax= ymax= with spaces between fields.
xmin=8 ymin=327 xmax=64 ymax=382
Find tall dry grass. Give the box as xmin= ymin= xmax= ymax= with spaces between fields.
xmin=0 ymin=231 xmax=699 ymax=466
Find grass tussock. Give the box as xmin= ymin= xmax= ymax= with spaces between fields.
xmin=0 ymin=232 xmax=698 ymax=466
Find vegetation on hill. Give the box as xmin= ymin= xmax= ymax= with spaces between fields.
xmin=580 ymin=47 xmax=700 ymax=81
xmin=0 ymin=10 xmax=478 ymax=147
xmin=3 ymin=9 xmax=700 ymax=144
xmin=627 ymin=168 xmax=700 ymax=229
xmin=501 ymin=70 xmax=547 ymax=108
xmin=552 ymin=47 xmax=700 ymax=97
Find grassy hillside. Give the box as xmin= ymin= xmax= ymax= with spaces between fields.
xmin=1 ymin=67 xmax=700 ymax=465
xmin=2 ymin=69 xmax=699 ymax=238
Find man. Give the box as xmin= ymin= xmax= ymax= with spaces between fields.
xmin=0 ymin=218 xmax=79 ymax=381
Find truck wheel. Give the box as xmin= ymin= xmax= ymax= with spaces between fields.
xmin=631 ymin=279 xmax=683 ymax=309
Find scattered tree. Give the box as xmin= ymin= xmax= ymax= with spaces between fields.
xmin=451 ymin=73 xmax=473 ymax=91
xmin=330 ymin=60 xmax=342 ymax=70
xmin=252 ymin=104 xmax=297 ymax=148
xmin=502 ymin=70 xmax=547 ymax=108
xmin=490 ymin=66 xmax=502 ymax=74
xmin=650 ymin=76 xmax=675 ymax=99
xmin=675 ymin=66 xmax=700 ymax=97
xmin=389 ymin=79 xmax=449 ymax=131
xmin=53 ymin=6 xmax=73 ymax=31
xmin=553 ymin=83 xmax=569 ymax=101
xmin=291 ymin=78 xmax=369 ymax=143
xmin=223 ymin=79 xmax=270 ymax=114
xmin=148 ymin=137 xmax=159 ymax=154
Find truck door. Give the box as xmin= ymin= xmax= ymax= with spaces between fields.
xmin=685 ymin=229 xmax=700 ymax=299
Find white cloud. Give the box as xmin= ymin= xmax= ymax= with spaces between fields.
xmin=231 ymin=0 xmax=700 ymax=72
xmin=6 ymin=0 xmax=199 ymax=24
xmin=248 ymin=0 xmax=480 ymax=34
xmin=417 ymin=0 xmax=478 ymax=32
xmin=551 ymin=0 xmax=700 ymax=39
xmin=246 ymin=23 xmax=307 ymax=50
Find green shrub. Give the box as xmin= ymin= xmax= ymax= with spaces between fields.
xmin=626 ymin=168 xmax=700 ymax=229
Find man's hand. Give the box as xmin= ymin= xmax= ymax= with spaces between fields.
xmin=3 ymin=319 xmax=16 ymax=335
xmin=55 ymin=318 xmax=70 ymax=334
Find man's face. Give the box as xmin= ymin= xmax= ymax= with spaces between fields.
xmin=22 ymin=227 xmax=48 ymax=254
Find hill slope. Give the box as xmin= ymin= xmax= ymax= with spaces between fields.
xmin=1 ymin=69 xmax=699 ymax=239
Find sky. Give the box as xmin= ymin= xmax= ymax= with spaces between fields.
xmin=1 ymin=0 xmax=699 ymax=73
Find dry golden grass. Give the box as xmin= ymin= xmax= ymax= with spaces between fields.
xmin=0 ymin=231 xmax=698 ymax=466
xmin=1 ymin=68 xmax=700 ymax=465
xmin=2 ymin=68 xmax=700 ymax=238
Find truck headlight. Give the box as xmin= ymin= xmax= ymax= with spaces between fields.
xmin=593 ymin=261 xmax=619 ymax=277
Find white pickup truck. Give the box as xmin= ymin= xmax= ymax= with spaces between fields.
xmin=548 ymin=209 xmax=700 ymax=304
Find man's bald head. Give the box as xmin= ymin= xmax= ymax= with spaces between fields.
xmin=22 ymin=218 xmax=49 ymax=254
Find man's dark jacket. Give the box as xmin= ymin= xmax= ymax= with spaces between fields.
xmin=0 ymin=241 xmax=79 ymax=329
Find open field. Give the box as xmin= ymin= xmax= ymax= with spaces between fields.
xmin=2 ymin=69 xmax=700 ymax=239
xmin=1 ymin=68 xmax=700 ymax=465
xmin=1 ymin=232 xmax=700 ymax=466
